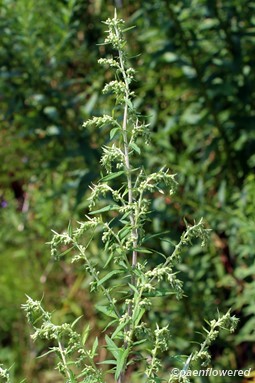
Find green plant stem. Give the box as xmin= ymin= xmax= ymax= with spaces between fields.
xmin=114 ymin=21 xmax=139 ymax=383
xmin=117 ymin=43 xmax=138 ymax=270
xmin=57 ymin=339 xmax=73 ymax=381
xmin=149 ymin=221 xmax=203 ymax=286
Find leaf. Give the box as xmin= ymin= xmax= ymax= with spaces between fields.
xmin=142 ymin=230 xmax=170 ymax=243
xmin=103 ymin=318 xmax=118 ymax=332
xmin=129 ymin=142 xmax=141 ymax=155
xmin=105 ymin=335 xmax=119 ymax=359
xmin=111 ymin=320 xmax=127 ymax=339
xmin=37 ymin=348 xmax=55 ymax=359
xmin=127 ymin=99 xmax=134 ymax=110
xmin=115 ymin=348 xmax=129 ymax=380
xmin=122 ymin=25 xmax=136 ymax=32
xmin=89 ymin=204 xmax=119 ymax=215
xmin=97 ymin=269 xmax=124 ymax=287
xmin=110 ymin=127 xmax=120 ymax=140
xmin=84 ymin=92 xmax=98 ymax=114
xmin=71 ymin=315 xmax=83 ymax=328
xmin=133 ymin=339 xmax=146 ymax=346
xmin=128 ymin=283 xmax=139 ymax=295
xmin=103 ymin=251 xmax=115 ymax=268
xmin=67 ymin=221 xmax=72 ymax=236
xmin=92 ymin=337 xmax=98 ymax=356
xmin=97 ymin=359 xmax=117 ymax=365
xmin=134 ymin=308 xmax=145 ymax=327
xmin=143 ymin=289 xmax=173 ymax=297
xmin=101 ymin=171 xmax=125 ymax=181
xmin=82 ymin=324 xmax=90 ymax=345
xmin=120 ymin=210 xmax=131 ymax=222
xmin=133 ymin=247 xmax=152 ymax=254
xmin=52 ymin=245 xmax=74 ymax=258
xmin=119 ymin=227 xmax=131 ymax=240
xmin=96 ymin=304 xmax=118 ymax=319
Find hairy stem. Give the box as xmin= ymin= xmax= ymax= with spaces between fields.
xmin=115 ymin=28 xmax=138 ymax=270
xmin=114 ymin=20 xmax=139 ymax=383
xmin=57 ymin=339 xmax=73 ymax=381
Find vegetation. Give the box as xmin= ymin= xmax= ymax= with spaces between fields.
xmin=0 ymin=1 xmax=254 ymax=382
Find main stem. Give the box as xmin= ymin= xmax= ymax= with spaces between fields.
xmin=122 ymin=102 xmax=138 ymax=268
xmin=122 ymin=82 xmax=137 ymax=262
xmin=115 ymin=24 xmax=139 ymax=383
xmin=114 ymin=24 xmax=138 ymax=270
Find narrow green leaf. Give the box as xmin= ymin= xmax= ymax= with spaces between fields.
xmin=58 ymin=245 xmax=74 ymax=257
xmin=37 ymin=348 xmax=55 ymax=358
xmin=101 ymin=171 xmax=125 ymax=181
xmin=115 ymin=348 xmax=129 ymax=380
xmin=71 ymin=315 xmax=83 ymax=328
xmin=126 ymin=99 xmax=134 ymax=110
xmin=103 ymin=318 xmax=118 ymax=332
xmin=128 ymin=283 xmax=139 ymax=295
xmin=92 ymin=337 xmax=99 ymax=355
xmin=129 ymin=142 xmax=141 ymax=154
xmin=119 ymin=260 xmax=129 ymax=269
xmin=122 ymin=25 xmax=136 ymax=32
xmin=82 ymin=324 xmax=90 ymax=345
xmin=103 ymin=251 xmax=115 ymax=268
xmin=119 ymin=227 xmax=131 ymax=240
xmin=89 ymin=204 xmax=119 ymax=215
xmin=142 ymin=230 xmax=170 ymax=243
xmin=120 ymin=211 xmax=131 ymax=221
xmin=110 ymin=127 xmax=120 ymax=140
xmin=97 ymin=359 xmax=117 ymax=365
xmin=133 ymin=339 xmax=146 ymax=346
xmin=134 ymin=308 xmax=145 ymax=326
xmin=105 ymin=335 xmax=119 ymax=359
xmin=97 ymin=269 xmax=124 ymax=287
xmin=143 ymin=290 xmax=173 ymax=297
xmin=96 ymin=304 xmax=118 ymax=319
xmin=133 ymin=247 xmax=152 ymax=254
xmin=67 ymin=221 xmax=72 ymax=237
xmin=111 ymin=320 xmax=128 ymax=340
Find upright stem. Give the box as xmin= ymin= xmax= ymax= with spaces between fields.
xmin=122 ymin=102 xmax=138 ymax=268
xmin=114 ymin=22 xmax=139 ymax=383
xmin=57 ymin=339 xmax=72 ymax=381
xmin=114 ymin=24 xmax=138 ymax=270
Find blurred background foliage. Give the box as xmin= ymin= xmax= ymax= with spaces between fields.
xmin=0 ymin=0 xmax=254 ymax=382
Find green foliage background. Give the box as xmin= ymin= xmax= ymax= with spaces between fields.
xmin=0 ymin=0 xmax=254 ymax=381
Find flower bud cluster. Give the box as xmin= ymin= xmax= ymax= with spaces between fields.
xmin=98 ymin=57 xmax=120 ymax=69
xmin=192 ymin=310 xmax=239 ymax=367
xmin=103 ymin=16 xmax=125 ymax=50
xmin=0 ymin=366 xmax=10 ymax=383
xmin=83 ymin=114 xmax=118 ymax=129
xmin=100 ymin=144 xmax=124 ymax=173
xmin=145 ymin=325 xmax=171 ymax=379
xmin=73 ymin=217 xmax=100 ymax=241
xmin=88 ymin=183 xmax=113 ymax=208
xmin=140 ymin=169 xmax=177 ymax=195
xmin=103 ymin=80 xmax=126 ymax=102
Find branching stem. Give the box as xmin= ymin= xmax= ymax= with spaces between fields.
xmin=57 ymin=339 xmax=73 ymax=381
